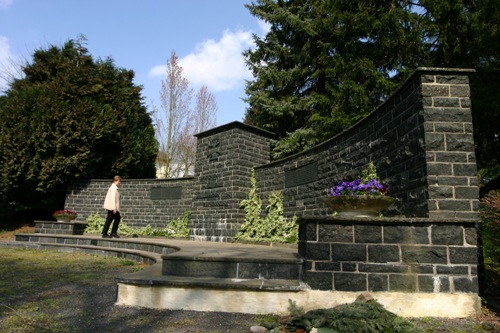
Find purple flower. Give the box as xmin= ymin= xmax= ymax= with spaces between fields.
xmin=327 ymin=178 xmax=388 ymax=197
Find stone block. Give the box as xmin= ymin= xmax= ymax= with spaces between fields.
xmin=315 ymin=261 xmax=341 ymax=271
xmin=368 ymin=274 xmax=389 ymax=292
xmin=305 ymin=243 xmax=331 ymax=260
xmin=334 ymin=272 xmax=367 ymax=291
xmin=449 ymin=247 xmax=479 ymax=264
xmin=359 ymin=263 xmax=408 ymax=273
xmin=436 ymin=123 xmax=467 ymax=134
xmin=424 ymin=107 xmax=472 ymax=122
xmin=434 ymin=176 xmax=470 ymax=186
xmin=453 ymin=276 xmax=478 ymax=293
xmin=318 ymin=224 xmax=353 ymax=242
xmin=305 ymin=271 xmax=333 ymax=290
xmin=436 ymin=265 xmax=469 ymax=275
xmin=389 ymin=274 xmax=417 ymax=292
xmin=425 ymin=133 xmax=445 ymax=150
xmin=446 ymin=134 xmax=475 ymax=151
xmin=418 ymin=275 xmax=450 ymax=292
xmin=422 ymin=84 xmax=449 ymax=97
xmin=436 ymin=75 xmax=469 ymax=85
xmin=383 ymin=225 xmax=430 ymax=244
xmin=454 ymin=186 xmax=479 ymax=199
xmin=431 ymin=225 xmax=464 ymax=245
xmin=464 ymin=226 xmax=478 ymax=246
xmin=355 ymin=225 xmax=382 ymax=243
xmin=299 ymin=222 xmax=318 ymax=242
xmin=437 ymin=200 xmax=472 ymax=212
xmin=341 ymin=262 xmax=357 ymax=272
xmin=409 ymin=265 xmax=434 ymax=274
xmin=367 ymin=245 xmax=400 ymax=263
xmin=433 ymin=97 xmax=460 ymax=107
xmin=401 ymin=246 xmax=447 ymax=264
xmin=434 ymin=152 xmax=468 ymax=163
xmin=427 ymin=164 xmax=452 ymax=176
xmin=331 ymin=244 xmax=366 ymax=262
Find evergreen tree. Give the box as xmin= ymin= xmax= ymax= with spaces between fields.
xmin=244 ymin=0 xmax=425 ymax=159
xmin=244 ymin=0 xmax=500 ymax=184
xmin=0 ymin=38 xmax=158 ymax=215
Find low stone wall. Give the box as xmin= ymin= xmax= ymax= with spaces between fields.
xmin=65 ymin=178 xmax=194 ymax=229
xmin=299 ymin=216 xmax=480 ymax=294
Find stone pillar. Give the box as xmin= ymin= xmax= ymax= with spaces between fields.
xmin=421 ymin=69 xmax=480 ymax=219
xmin=189 ymin=122 xmax=274 ymax=242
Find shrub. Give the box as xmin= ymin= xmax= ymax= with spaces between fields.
xmin=236 ymin=169 xmax=298 ymax=243
xmin=481 ymin=190 xmax=500 ymax=262
xmin=84 ymin=210 xmax=190 ymax=238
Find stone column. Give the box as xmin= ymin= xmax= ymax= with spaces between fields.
xmin=189 ymin=122 xmax=274 ymax=242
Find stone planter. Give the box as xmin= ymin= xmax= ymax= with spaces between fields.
xmin=321 ymin=195 xmax=394 ymax=218
xmin=52 ymin=214 xmax=77 ymax=222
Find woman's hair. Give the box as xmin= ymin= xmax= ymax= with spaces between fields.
xmin=113 ymin=175 xmax=122 ymax=182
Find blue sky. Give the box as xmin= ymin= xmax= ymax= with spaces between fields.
xmin=0 ymin=0 xmax=268 ymax=126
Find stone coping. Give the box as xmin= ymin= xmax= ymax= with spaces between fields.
xmin=297 ymin=216 xmax=481 ymax=225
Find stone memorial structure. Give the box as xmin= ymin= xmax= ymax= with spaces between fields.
xmin=63 ymin=68 xmax=482 ymax=314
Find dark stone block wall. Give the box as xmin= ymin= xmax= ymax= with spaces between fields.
xmin=189 ymin=122 xmax=274 ymax=241
xmin=299 ymin=217 xmax=480 ymax=293
xmin=64 ymin=68 xmax=480 ymax=241
xmin=255 ymin=68 xmax=478 ymax=220
xmin=65 ymin=178 xmax=194 ymax=229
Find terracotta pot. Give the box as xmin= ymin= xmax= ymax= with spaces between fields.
xmin=321 ymin=195 xmax=394 ymax=218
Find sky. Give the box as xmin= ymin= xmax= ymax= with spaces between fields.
xmin=0 ymin=0 xmax=269 ymax=126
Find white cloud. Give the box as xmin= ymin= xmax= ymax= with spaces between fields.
xmin=0 ymin=0 xmax=13 ymax=9
xmin=257 ymin=19 xmax=271 ymax=36
xmin=149 ymin=29 xmax=255 ymax=92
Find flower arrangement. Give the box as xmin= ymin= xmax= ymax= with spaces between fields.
xmin=53 ymin=209 xmax=78 ymax=221
xmin=53 ymin=209 xmax=77 ymax=216
xmin=323 ymin=163 xmax=393 ymax=217
xmin=327 ymin=162 xmax=389 ymax=197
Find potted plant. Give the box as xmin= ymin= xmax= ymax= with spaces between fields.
xmin=53 ymin=209 xmax=78 ymax=222
xmin=322 ymin=163 xmax=394 ymax=217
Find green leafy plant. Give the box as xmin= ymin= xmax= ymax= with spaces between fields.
xmin=236 ymin=169 xmax=298 ymax=243
xmin=84 ymin=210 xmax=190 ymax=238
xmin=264 ymin=192 xmax=298 ymax=243
xmin=237 ymin=169 xmax=263 ymax=239
xmin=164 ymin=211 xmax=190 ymax=238
xmin=83 ymin=211 xmax=106 ymax=234
xmin=481 ymin=190 xmax=500 ymax=262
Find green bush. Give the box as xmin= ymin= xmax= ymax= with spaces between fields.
xmin=236 ymin=169 xmax=298 ymax=243
xmin=84 ymin=210 xmax=191 ymax=238
xmin=481 ymin=190 xmax=500 ymax=263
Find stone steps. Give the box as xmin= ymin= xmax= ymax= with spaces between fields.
xmin=11 ymin=228 xmax=304 ymax=291
xmin=34 ymin=220 xmax=87 ymax=235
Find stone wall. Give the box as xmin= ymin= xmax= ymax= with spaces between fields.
xmin=299 ymin=217 xmax=480 ymax=294
xmin=64 ymin=68 xmax=480 ymax=241
xmin=254 ymin=68 xmax=479 ymax=220
xmin=65 ymin=178 xmax=194 ymax=229
xmin=189 ymin=122 xmax=274 ymax=241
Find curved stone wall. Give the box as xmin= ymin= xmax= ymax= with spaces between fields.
xmin=255 ymin=68 xmax=479 ymax=219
